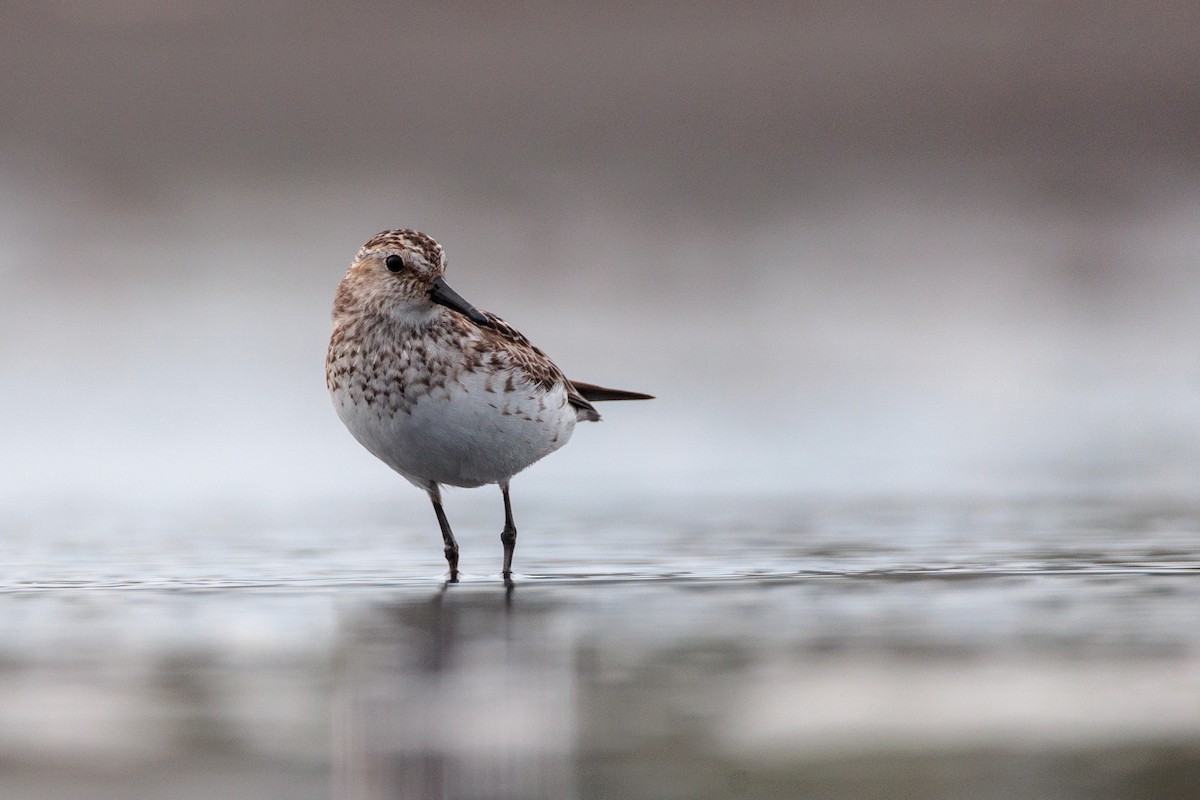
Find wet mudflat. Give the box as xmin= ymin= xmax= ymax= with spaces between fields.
xmin=0 ymin=496 xmax=1197 ymax=799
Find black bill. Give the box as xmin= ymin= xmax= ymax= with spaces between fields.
xmin=430 ymin=276 xmax=490 ymax=326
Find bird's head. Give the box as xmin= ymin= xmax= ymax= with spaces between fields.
xmin=333 ymin=229 xmax=487 ymax=325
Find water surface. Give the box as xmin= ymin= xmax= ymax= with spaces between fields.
xmin=0 ymin=496 xmax=1197 ymax=799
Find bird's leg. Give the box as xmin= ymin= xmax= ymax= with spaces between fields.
xmin=500 ymin=482 xmax=518 ymax=580
xmin=427 ymin=484 xmax=459 ymax=582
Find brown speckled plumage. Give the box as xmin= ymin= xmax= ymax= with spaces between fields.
xmin=326 ymin=303 xmax=587 ymax=420
xmin=327 ymin=228 xmax=603 ymax=421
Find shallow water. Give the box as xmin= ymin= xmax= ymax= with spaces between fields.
xmin=1 ymin=496 xmax=1198 ymax=799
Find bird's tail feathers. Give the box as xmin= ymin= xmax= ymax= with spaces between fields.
xmin=569 ymin=380 xmax=655 ymax=402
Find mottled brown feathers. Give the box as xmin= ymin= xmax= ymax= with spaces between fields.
xmin=361 ymin=229 xmax=443 ymax=266
xmin=455 ymin=310 xmax=602 ymax=422
xmin=327 ymin=228 xmax=649 ymax=424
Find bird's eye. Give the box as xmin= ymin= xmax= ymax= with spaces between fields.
xmin=385 ymin=255 xmax=404 ymax=273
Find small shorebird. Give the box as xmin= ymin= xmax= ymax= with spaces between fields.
xmin=326 ymin=229 xmax=652 ymax=582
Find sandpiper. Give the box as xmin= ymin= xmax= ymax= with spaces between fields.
xmin=326 ymin=229 xmax=652 ymax=582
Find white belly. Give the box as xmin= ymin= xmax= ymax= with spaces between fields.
xmin=333 ymin=370 xmax=577 ymax=488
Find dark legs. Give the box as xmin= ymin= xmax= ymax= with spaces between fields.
xmin=427 ymin=484 xmax=459 ymax=582
xmin=425 ymin=482 xmax=517 ymax=584
xmin=500 ymin=481 xmax=518 ymax=579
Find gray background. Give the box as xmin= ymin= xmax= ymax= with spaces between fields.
xmin=3 ymin=1 xmax=1199 ymax=507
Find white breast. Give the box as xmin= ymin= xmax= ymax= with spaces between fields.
xmin=332 ymin=368 xmax=577 ymax=488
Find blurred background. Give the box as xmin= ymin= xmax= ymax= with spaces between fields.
xmin=4 ymin=0 xmax=1200 ymax=508
xmin=3 ymin=3 xmax=1200 ymax=799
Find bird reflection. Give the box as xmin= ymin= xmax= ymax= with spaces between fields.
xmin=334 ymin=586 xmax=575 ymax=800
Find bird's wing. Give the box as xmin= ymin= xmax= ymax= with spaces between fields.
xmin=468 ymin=312 xmax=653 ymax=421
xmin=471 ymin=311 xmax=601 ymax=420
